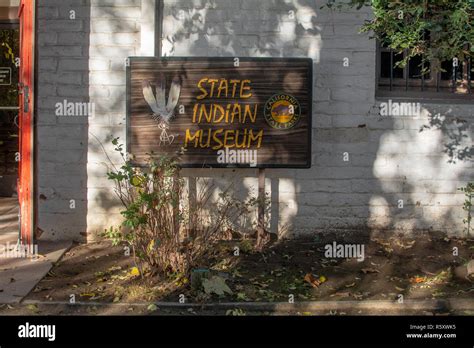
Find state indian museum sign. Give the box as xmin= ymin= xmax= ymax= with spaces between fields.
xmin=127 ymin=57 xmax=312 ymax=168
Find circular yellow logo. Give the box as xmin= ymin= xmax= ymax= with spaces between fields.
xmin=264 ymin=94 xmax=301 ymax=130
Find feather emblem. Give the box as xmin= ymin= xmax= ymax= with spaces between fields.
xmin=142 ymin=75 xmax=181 ymax=146
xmin=142 ymin=75 xmax=181 ymax=124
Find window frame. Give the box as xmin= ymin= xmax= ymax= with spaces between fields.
xmin=376 ymin=41 xmax=473 ymax=100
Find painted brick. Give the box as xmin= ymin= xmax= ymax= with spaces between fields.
xmin=35 ymin=0 xmax=474 ymax=241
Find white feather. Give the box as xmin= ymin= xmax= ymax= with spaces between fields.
xmin=142 ymin=77 xmax=181 ymax=124
xmin=166 ymin=77 xmax=181 ymax=114
xmin=155 ymin=76 xmax=166 ymax=111
xmin=142 ymin=81 xmax=161 ymax=115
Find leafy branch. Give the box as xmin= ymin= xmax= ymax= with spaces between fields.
xmin=325 ymin=0 xmax=474 ymax=73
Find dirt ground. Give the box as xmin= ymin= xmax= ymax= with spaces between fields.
xmin=1 ymin=230 xmax=473 ymax=315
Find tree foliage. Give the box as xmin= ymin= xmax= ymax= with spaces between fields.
xmin=327 ymin=0 xmax=474 ymax=72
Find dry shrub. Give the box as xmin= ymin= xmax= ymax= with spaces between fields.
xmin=105 ymin=139 xmax=257 ymax=277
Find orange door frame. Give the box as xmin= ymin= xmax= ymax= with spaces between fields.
xmin=18 ymin=0 xmax=35 ymax=247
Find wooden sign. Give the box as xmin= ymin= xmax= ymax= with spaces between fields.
xmin=126 ymin=57 xmax=312 ymax=168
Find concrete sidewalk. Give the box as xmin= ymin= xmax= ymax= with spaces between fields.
xmin=0 ymin=197 xmax=71 ymax=303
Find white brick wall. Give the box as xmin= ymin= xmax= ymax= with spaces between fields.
xmin=37 ymin=0 xmax=141 ymax=241
xmin=87 ymin=1 xmax=141 ymax=241
xmin=162 ymin=0 xmax=474 ymax=237
xmin=36 ymin=0 xmax=473 ymax=241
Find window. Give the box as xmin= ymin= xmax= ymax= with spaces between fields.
xmin=377 ymin=41 xmax=473 ymax=99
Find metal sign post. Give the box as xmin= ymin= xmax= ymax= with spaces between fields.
xmin=126 ymin=57 xmax=313 ymax=249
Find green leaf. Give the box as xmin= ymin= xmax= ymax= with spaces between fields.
xmin=147 ymin=304 xmax=158 ymax=312
xmin=131 ymin=175 xmax=144 ymax=187
xmin=26 ymin=304 xmax=40 ymax=313
xmin=236 ymin=292 xmax=249 ymax=301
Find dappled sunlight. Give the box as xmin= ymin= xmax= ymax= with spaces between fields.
xmin=371 ymin=105 xmax=471 ymax=234
xmin=86 ymin=8 xmax=140 ymax=241
xmin=5 ymin=0 xmax=473 ymax=322
xmin=162 ymin=0 xmax=321 ymax=59
xmin=161 ymin=0 xmax=322 ymax=238
xmin=33 ymin=0 xmax=470 ymax=246
xmin=368 ymin=196 xmax=391 ymax=229
xmin=279 ymin=178 xmax=298 ymax=238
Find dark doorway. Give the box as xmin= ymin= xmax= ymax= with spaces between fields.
xmin=0 ymin=21 xmax=20 ymax=239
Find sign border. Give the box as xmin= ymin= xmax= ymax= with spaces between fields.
xmin=126 ymin=56 xmax=313 ymax=169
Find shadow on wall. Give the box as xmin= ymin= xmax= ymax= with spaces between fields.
xmin=158 ymin=0 xmax=473 ymax=239
xmin=161 ymin=0 xmax=322 ymax=236
xmin=162 ymin=0 xmax=322 ymax=59
xmin=369 ymin=103 xmax=473 ymax=236
xmin=85 ymin=2 xmax=140 ymax=241
xmin=36 ymin=1 xmax=91 ymax=241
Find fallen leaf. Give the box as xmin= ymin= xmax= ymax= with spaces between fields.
xmin=401 ymin=240 xmax=416 ymax=249
xmin=130 ymin=267 xmax=140 ymax=277
xmin=410 ymin=276 xmax=426 ymax=284
xmin=304 ymin=273 xmax=327 ymax=288
xmin=232 ymin=270 xmax=243 ymax=278
xmin=147 ymin=304 xmax=158 ymax=312
xmin=80 ymin=293 xmax=96 ymax=297
xmin=236 ymin=292 xmax=249 ymax=301
xmin=345 ymin=282 xmax=356 ymax=288
xmin=26 ymin=304 xmax=40 ymax=313
xmin=226 ymin=308 xmax=246 ymax=316
xmin=361 ymin=268 xmax=379 ymax=274
xmin=202 ymin=276 xmax=233 ymax=296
